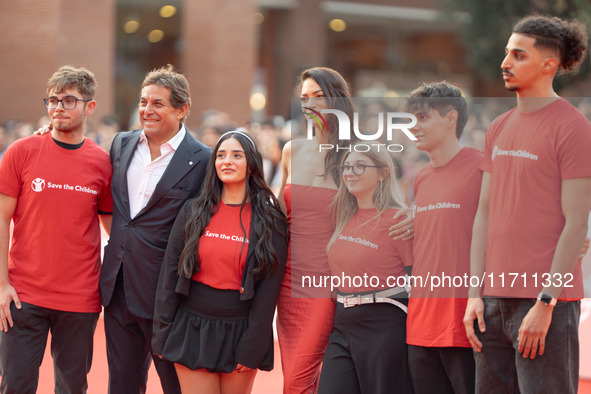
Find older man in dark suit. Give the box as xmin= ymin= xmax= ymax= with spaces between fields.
xmin=100 ymin=65 xmax=211 ymax=394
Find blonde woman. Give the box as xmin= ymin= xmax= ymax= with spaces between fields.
xmin=318 ymin=144 xmax=413 ymax=394
xmin=277 ymin=67 xmax=414 ymax=393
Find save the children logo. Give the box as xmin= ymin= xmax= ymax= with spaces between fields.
xmin=305 ymin=108 xmax=418 ymax=153
xmin=491 ymin=146 xmax=499 ymax=161
xmin=31 ymin=178 xmax=45 ymax=192
xmin=30 ymin=178 xmax=98 ymax=195
xmin=491 ymin=145 xmax=539 ymax=161
xmin=204 ymin=229 xmax=249 ymax=243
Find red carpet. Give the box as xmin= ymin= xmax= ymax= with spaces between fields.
xmin=8 ymin=316 xmax=591 ymax=393
xmin=35 ymin=316 xmax=282 ymax=393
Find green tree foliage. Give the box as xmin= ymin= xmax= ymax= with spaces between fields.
xmin=444 ymin=0 xmax=591 ymax=91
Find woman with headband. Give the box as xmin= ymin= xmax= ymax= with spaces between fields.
xmin=152 ymin=130 xmax=288 ymax=394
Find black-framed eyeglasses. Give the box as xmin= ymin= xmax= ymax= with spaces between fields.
xmin=339 ymin=163 xmax=382 ymax=175
xmin=43 ymin=96 xmax=91 ymax=110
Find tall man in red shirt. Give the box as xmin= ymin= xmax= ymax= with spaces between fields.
xmin=406 ymin=81 xmax=480 ymax=394
xmin=464 ymin=16 xmax=591 ymax=393
xmin=0 ymin=66 xmax=113 ymax=393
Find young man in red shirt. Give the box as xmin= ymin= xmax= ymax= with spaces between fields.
xmin=464 ymin=15 xmax=591 ymax=393
xmin=406 ymin=81 xmax=480 ymax=394
xmin=0 ymin=66 xmax=113 ymax=393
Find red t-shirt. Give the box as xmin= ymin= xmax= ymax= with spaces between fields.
xmin=407 ymin=147 xmax=482 ymax=348
xmin=481 ymin=98 xmax=591 ymax=298
xmin=193 ymin=202 xmax=251 ymax=290
xmin=328 ymin=208 xmax=413 ymax=293
xmin=0 ymin=134 xmax=113 ymax=313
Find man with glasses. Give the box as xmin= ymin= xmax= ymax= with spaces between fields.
xmin=0 ymin=65 xmax=113 ymax=393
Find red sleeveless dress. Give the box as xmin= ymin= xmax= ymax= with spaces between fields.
xmin=277 ymin=184 xmax=337 ymax=393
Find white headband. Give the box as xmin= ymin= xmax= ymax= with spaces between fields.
xmin=217 ymin=129 xmax=256 ymax=149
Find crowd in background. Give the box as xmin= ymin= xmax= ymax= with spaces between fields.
xmin=2 ymin=96 xmax=591 ymax=204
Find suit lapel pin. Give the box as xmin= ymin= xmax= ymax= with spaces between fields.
xmin=189 ymin=161 xmax=193 ymax=166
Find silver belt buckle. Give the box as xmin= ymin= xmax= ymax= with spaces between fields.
xmin=343 ymin=295 xmax=359 ymax=308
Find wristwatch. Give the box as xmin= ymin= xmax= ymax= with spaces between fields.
xmin=537 ymin=291 xmax=557 ymax=306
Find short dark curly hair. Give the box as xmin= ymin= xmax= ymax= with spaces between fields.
xmin=513 ymin=15 xmax=589 ymax=74
xmin=407 ymin=81 xmax=468 ymax=139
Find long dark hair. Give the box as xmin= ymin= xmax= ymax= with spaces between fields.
xmin=301 ymin=67 xmax=356 ymax=185
xmin=178 ymin=131 xmax=288 ymax=279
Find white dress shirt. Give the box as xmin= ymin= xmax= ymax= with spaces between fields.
xmin=127 ymin=125 xmax=187 ymax=218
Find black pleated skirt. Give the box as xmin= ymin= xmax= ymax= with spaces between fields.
xmin=159 ymin=281 xmax=273 ymax=373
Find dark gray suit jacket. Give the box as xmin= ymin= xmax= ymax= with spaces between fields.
xmin=100 ymin=128 xmax=211 ymax=319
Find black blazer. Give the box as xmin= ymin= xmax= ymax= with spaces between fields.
xmin=152 ymin=200 xmax=288 ymax=369
xmin=100 ymin=129 xmax=211 ymax=319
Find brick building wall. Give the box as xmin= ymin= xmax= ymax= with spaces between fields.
xmin=183 ymin=0 xmax=257 ymax=128
xmin=0 ymin=0 xmax=116 ymax=129
xmin=260 ymin=0 xmax=327 ymax=118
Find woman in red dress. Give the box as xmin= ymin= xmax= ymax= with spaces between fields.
xmin=276 ymin=67 xmax=355 ymax=393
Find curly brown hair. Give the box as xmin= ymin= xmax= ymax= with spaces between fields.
xmin=513 ymin=15 xmax=588 ymax=74
xmin=46 ymin=66 xmax=96 ymax=99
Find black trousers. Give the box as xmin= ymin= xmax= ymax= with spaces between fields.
xmin=103 ymin=270 xmax=181 ymax=394
xmin=408 ymin=345 xmax=475 ymax=394
xmin=0 ymin=302 xmax=98 ymax=394
xmin=318 ymin=302 xmax=413 ymax=394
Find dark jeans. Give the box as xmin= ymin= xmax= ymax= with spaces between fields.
xmin=318 ymin=302 xmax=412 ymax=394
xmin=0 ymin=302 xmax=99 ymax=394
xmin=408 ymin=345 xmax=475 ymax=394
xmin=474 ymin=298 xmax=580 ymax=394
xmin=103 ymin=271 xmax=181 ymax=394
